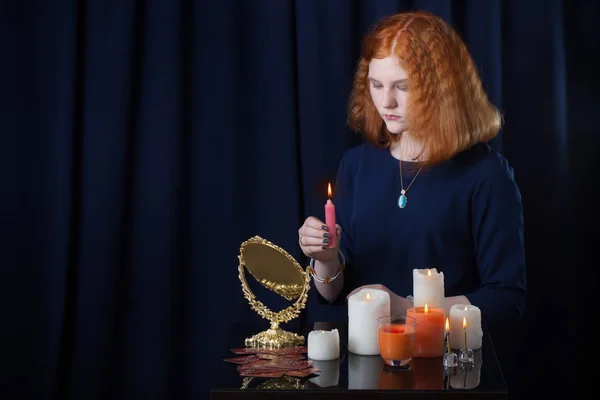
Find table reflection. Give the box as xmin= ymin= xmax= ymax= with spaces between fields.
xmin=412 ymin=357 xmax=445 ymax=390
xmin=449 ymin=349 xmax=483 ymax=389
xmin=308 ymin=359 xmax=340 ymax=388
xmin=378 ymin=365 xmax=415 ymax=390
xmin=348 ymin=353 xmax=384 ymax=389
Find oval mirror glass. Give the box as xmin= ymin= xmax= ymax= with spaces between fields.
xmin=238 ymin=236 xmax=311 ymax=348
xmin=241 ymin=240 xmax=304 ymax=301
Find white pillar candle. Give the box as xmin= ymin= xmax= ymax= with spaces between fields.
xmin=308 ymin=360 xmax=339 ymax=387
xmin=347 ymin=353 xmax=384 ymax=389
xmin=347 ymin=288 xmax=390 ymax=355
xmin=413 ymin=268 xmax=445 ymax=309
xmin=448 ymin=304 xmax=483 ymax=350
xmin=307 ymin=329 xmax=340 ymax=361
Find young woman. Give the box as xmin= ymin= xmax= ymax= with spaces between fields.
xmin=298 ymin=11 xmax=526 ymax=331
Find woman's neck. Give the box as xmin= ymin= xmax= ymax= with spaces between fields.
xmin=390 ymin=132 xmax=426 ymax=162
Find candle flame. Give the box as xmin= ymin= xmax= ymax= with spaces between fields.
xmin=462 ymin=316 xmax=467 ymax=329
xmin=327 ymin=182 xmax=332 ymax=198
xmin=424 ymin=303 xmax=429 ymax=313
xmin=366 ymin=292 xmax=371 ymax=300
xmin=427 ymin=269 xmax=431 ymax=276
xmin=445 ymin=317 xmax=450 ymax=332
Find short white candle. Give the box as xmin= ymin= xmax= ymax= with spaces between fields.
xmin=307 ymin=329 xmax=340 ymax=360
xmin=449 ymin=304 xmax=483 ymax=350
xmin=413 ymin=268 xmax=445 ymax=309
xmin=347 ymin=288 xmax=390 ymax=355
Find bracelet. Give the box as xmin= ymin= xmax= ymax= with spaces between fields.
xmin=307 ymin=250 xmax=346 ymax=284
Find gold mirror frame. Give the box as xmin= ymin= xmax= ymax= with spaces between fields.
xmin=240 ymin=376 xmax=305 ymax=390
xmin=238 ymin=236 xmax=311 ymax=348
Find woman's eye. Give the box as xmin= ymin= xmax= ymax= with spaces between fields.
xmin=372 ymin=83 xmax=383 ymax=89
xmin=397 ymin=85 xmax=407 ymax=92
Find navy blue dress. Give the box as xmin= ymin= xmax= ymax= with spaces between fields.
xmin=307 ymin=141 xmax=526 ymax=331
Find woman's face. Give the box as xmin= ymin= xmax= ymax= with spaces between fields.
xmin=368 ymin=56 xmax=408 ymax=134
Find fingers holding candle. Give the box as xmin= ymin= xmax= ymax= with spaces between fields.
xmin=299 ymin=216 xmax=339 ymax=260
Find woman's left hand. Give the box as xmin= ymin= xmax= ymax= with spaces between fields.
xmin=347 ymin=284 xmax=413 ymax=315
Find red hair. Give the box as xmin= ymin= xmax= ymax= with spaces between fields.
xmin=347 ymin=11 xmax=501 ymax=167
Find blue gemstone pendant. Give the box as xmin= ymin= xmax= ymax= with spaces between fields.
xmin=398 ymin=190 xmax=407 ymax=208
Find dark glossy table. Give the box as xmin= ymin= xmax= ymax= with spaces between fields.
xmin=211 ymin=321 xmax=508 ymax=399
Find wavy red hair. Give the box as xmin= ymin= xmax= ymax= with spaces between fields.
xmin=347 ymin=11 xmax=501 ymax=167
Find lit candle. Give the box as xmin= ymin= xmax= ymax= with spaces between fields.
xmin=412 ymin=268 xmax=445 ymax=309
xmin=448 ymin=305 xmax=483 ymax=350
xmin=325 ymin=183 xmax=337 ymax=248
xmin=406 ymin=303 xmax=445 ymax=358
xmin=463 ymin=317 xmax=467 ymax=350
xmin=378 ymin=320 xmax=417 ymax=364
xmin=348 ymin=288 xmax=390 ymax=355
xmin=445 ymin=317 xmax=451 ymax=354
xmin=307 ymin=329 xmax=340 ymax=361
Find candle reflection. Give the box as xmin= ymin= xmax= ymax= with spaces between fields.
xmin=411 ymin=357 xmax=444 ymax=390
xmin=308 ymin=359 xmax=339 ymax=388
xmin=348 ymin=353 xmax=384 ymax=389
xmin=450 ymin=349 xmax=483 ymax=389
xmin=378 ymin=366 xmax=415 ymax=390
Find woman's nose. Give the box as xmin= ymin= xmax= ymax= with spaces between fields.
xmin=382 ymin=90 xmax=397 ymax=108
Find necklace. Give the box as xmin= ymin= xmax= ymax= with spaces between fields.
xmin=398 ymin=160 xmax=423 ymax=208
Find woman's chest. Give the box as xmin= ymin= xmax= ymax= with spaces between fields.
xmin=351 ymin=164 xmax=473 ymax=258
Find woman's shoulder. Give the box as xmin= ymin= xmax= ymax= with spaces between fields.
xmin=453 ymin=142 xmax=516 ymax=180
xmin=450 ymin=143 xmax=523 ymax=202
xmin=339 ymin=140 xmax=386 ymax=166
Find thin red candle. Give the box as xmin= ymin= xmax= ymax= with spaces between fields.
xmin=325 ymin=183 xmax=337 ymax=248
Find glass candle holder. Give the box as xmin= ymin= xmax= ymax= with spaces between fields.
xmin=459 ymin=348 xmax=475 ymax=365
xmin=377 ymin=315 xmax=417 ymax=368
xmin=443 ymin=352 xmax=458 ymax=367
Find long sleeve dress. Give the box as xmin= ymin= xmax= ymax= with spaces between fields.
xmin=307 ymin=141 xmax=526 ymax=333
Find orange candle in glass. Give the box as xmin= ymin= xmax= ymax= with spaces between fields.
xmin=377 ymin=315 xmax=416 ymax=367
xmin=407 ymin=304 xmax=445 ymax=358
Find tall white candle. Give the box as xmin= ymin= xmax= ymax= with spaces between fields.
xmin=449 ymin=304 xmax=483 ymax=350
xmin=413 ymin=268 xmax=445 ymax=309
xmin=347 ymin=288 xmax=390 ymax=355
xmin=307 ymin=329 xmax=340 ymax=361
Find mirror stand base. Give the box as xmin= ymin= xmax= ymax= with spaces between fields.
xmin=244 ymin=325 xmax=305 ymax=349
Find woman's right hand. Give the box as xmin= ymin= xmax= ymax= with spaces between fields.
xmin=298 ymin=216 xmax=341 ymax=262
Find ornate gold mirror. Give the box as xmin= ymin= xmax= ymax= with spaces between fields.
xmin=238 ymin=236 xmax=311 ymax=348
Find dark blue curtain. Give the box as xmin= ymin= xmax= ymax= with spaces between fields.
xmin=2 ymin=0 xmax=598 ymax=399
